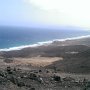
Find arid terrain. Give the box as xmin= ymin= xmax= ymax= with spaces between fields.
xmin=0 ymin=37 xmax=90 ymax=90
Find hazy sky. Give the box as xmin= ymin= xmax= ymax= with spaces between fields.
xmin=0 ymin=0 xmax=90 ymax=29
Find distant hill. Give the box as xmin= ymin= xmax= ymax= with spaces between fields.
xmin=46 ymin=46 xmax=90 ymax=73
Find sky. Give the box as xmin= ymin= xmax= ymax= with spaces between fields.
xmin=0 ymin=0 xmax=90 ymax=29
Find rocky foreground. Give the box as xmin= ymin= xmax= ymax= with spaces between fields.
xmin=0 ymin=66 xmax=90 ymax=90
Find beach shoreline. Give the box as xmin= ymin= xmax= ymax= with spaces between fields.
xmin=0 ymin=36 xmax=90 ymax=74
xmin=0 ymin=35 xmax=90 ymax=52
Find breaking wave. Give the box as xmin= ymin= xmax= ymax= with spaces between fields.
xmin=0 ymin=35 xmax=90 ymax=52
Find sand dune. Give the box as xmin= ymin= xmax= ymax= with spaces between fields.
xmin=11 ymin=57 xmax=63 ymax=67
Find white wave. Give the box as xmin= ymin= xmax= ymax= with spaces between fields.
xmin=0 ymin=42 xmax=52 ymax=52
xmin=0 ymin=35 xmax=90 ymax=52
xmin=53 ymin=35 xmax=90 ymax=42
xmin=0 ymin=44 xmax=40 ymax=51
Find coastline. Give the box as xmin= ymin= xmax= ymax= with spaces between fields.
xmin=0 ymin=34 xmax=90 ymax=74
xmin=0 ymin=35 xmax=90 ymax=52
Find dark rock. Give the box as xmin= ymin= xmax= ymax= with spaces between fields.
xmin=30 ymin=87 xmax=35 ymax=90
xmin=0 ymin=76 xmax=7 ymax=84
xmin=26 ymin=84 xmax=31 ymax=88
xmin=17 ymin=82 xmax=25 ymax=87
xmin=53 ymin=75 xmax=61 ymax=82
xmin=4 ymin=58 xmax=13 ymax=63
xmin=6 ymin=66 xmax=13 ymax=74
xmin=39 ymin=70 xmax=42 ymax=73
xmin=29 ymin=73 xmax=37 ymax=80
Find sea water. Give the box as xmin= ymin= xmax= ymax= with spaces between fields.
xmin=0 ymin=26 xmax=90 ymax=51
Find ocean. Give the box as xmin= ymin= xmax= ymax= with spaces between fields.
xmin=0 ymin=26 xmax=90 ymax=51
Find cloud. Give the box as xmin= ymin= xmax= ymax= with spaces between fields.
xmin=24 ymin=0 xmax=90 ymax=29
xmin=28 ymin=0 xmax=90 ymax=13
